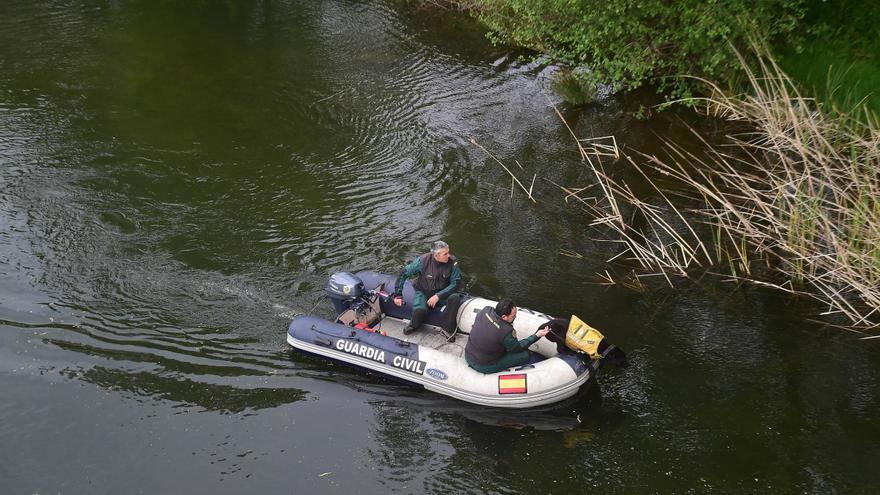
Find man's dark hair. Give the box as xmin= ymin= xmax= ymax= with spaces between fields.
xmin=494 ymin=298 xmax=515 ymax=317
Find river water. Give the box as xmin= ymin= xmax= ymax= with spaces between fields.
xmin=1 ymin=1 xmax=878 ymax=493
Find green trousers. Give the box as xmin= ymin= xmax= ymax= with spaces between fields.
xmin=412 ymin=290 xmax=452 ymax=312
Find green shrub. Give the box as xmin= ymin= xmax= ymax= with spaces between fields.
xmin=438 ymin=0 xmax=806 ymax=99
xmin=550 ymin=67 xmax=599 ymax=105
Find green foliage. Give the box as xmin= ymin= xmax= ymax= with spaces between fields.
xmin=446 ymin=0 xmax=806 ymax=98
xmin=779 ymin=0 xmax=880 ymax=118
xmin=550 ymin=67 xmax=598 ymax=105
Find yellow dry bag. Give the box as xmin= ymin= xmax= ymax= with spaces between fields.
xmin=565 ymin=315 xmax=605 ymax=358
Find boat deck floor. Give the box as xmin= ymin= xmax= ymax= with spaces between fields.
xmin=372 ymin=316 xmax=468 ymax=358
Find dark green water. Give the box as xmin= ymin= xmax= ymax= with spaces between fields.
xmin=1 ymin=1 xmax=879 ymax=493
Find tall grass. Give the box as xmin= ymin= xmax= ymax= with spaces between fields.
xmin=569 ymin=45 xmax=880 ymax=332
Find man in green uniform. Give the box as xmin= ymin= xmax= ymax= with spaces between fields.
xmin=392 ymin=240 xmax=462 ymax=339
xmin=465 ymin=299 xmax=550 ymax=374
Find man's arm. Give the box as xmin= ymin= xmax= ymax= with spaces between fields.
xmin=503 ymin=331 xmax=538 ymax=353
xmin=394 ymin=257 xmax=422 ymax=295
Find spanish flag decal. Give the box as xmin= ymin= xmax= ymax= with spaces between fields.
xmin=498 ymin=373 xmax=528 ymax=394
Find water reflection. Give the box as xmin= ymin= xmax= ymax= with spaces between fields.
xmin=77 ymin=365 xmax=306 ymax=413
xmin=351 ymin=380 xmax=633 ymax=493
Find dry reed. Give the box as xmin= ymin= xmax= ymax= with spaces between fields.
xmin=558 ymin=45 xmax=880 ymax=333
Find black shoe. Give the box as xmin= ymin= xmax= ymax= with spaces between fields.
xmin=403 ymin=324 xmax=417 ymax=335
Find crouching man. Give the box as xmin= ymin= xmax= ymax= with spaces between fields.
xmin=465 ymin=299 xmax=550 ymax=374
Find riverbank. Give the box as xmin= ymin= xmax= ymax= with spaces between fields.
xmin=415 ymin=0 xmax=878 ymax=117
xmin=578 ymin=48 xmax=880 ymax=332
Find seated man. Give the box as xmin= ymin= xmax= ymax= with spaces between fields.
xmin=465 ymin=299 xmax=550 ymax=374
xmin=392 ymin=240 xmax=462 ymax=340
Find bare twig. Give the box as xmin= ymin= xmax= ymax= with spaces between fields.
xmin=469 ymin=137 xmax=537 ymax=203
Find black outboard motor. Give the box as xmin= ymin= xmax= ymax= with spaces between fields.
xmin=326 ymin=271 xmax=365 ymax=316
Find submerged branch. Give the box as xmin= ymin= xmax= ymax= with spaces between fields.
xmin=469 ymin=137 xmax=537 ymax=203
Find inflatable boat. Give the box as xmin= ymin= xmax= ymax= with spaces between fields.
xmin=287 ymin=271 xmax=625 ymax=408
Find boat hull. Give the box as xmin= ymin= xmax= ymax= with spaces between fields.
xmin=288 ymin=315 xmax=596 ymax=408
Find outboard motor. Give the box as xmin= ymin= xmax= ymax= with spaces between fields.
xmin=326 ymin=271 xmax=365 ymax=316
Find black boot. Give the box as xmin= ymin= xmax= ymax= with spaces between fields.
xmin=404 ymin=308 xmax=426 ymax=335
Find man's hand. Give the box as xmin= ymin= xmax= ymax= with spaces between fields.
xmin=427 ymin=294 xmax=440 ymax=308
xmin=393 ymin=296 xmax=404 ymax=307
xmin=536 ymin=328 xmax=550 ymax=338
